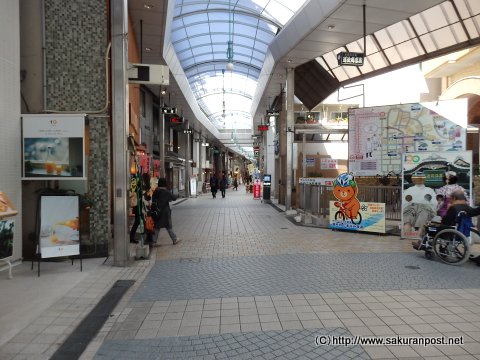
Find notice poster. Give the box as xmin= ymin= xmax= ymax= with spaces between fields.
xmin=22 ymin=114 xmax=86 ymax=180
xmin=39 ymin=196 xmax=80 ymax=258
xmin=401 ymin=151 xmax=472 ymax=239
xmin=348 ymin=99 xmax=467 ymax=176
xmin=329 ymin=201 xmax=386 ymax=233
xmin=0 ymin=220 xmax=14 ymax=260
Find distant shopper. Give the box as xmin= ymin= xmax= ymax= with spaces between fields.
xmin=219 ymin=174 xmax=227 ymax=198
xmin=233 ymin=177 xmax=238 ymax=191
xmin=210 ymin=173 xmax=218 ymax=199
xmin=151 ymin=178 xmax=180 ymax=245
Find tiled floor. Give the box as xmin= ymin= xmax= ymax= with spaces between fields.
xmin=2 ymin=184 xmax=480 ymax=359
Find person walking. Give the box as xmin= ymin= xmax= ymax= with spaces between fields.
xmin=233 ymin=177 xmax=238 ymax=191
xmin=129 ymin=173 xmax=151 ymax=243
xmin=150 ymin=177 xmax=180 ymax=245
xmin=219 ymin=174 xmax=227 ymax=198
xmin=210 ymin=173 xmax=218 ymax=198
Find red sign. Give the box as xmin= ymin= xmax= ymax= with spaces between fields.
xmin=258 ymin=125 xmax=269 ymax=131
xmin=169 ymin=116 xmax=183 ymax=123
xmin=253 ymin=179 xmax=261 ymax=199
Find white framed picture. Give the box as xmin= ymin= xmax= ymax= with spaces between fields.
xmin=39 ymin=196 xmax=80 ymax=258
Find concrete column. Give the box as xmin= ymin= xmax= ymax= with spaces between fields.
xmin=185 ymin=120 xmax=190 ymax=196
xmin=285 ymin=67 xmax=294 ymax=210
xmin=159 ymin=112 xmax=165 ymax=177
xmin=111 ymin=0 xmax=129 ymax=266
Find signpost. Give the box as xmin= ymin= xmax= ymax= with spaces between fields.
xmin=337 ymin=52 xmax=364 ymax=66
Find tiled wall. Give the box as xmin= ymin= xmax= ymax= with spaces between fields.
xmin=44 ymin=1 xmax=110 ymax=250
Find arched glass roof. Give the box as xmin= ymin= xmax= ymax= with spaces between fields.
xmin=171 ymin=0 xmax=307 ymax=130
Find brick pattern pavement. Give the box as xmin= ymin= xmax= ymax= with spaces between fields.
xmin=3 ymin=185 xmax=480 ymax=359
xmin=95 ymin=328 xmax=368 ymax=360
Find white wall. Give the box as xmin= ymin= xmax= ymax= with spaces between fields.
xmin=0 ymin=1 xmax=22 ymax=262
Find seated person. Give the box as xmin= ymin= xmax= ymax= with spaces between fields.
xmin=441 ymin=190 xmax=480 ymax=226
xmin=412 ymin=190 xmax=480 ymax=250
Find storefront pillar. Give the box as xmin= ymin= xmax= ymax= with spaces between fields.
xmin=285 ymin=67 xmax=295 ymax=210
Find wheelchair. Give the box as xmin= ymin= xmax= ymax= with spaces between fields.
xmin=414 ymin=211 xmax=480 ymax=265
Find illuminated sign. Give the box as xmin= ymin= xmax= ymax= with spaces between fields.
xmin=169 ymin=116 xmax=183 ymax=124
xmin=258 ymin=125 xmax=269 ymax=131
xmin=337 ymin=52 xmax=364 ymax=66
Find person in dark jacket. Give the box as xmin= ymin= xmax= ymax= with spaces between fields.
xmin=219 ymin=175 xmax=227 ymax=198
xmin=233 ymin=177 xmax=238 ymax=191
xmin=150 ymin=177 xmax=180 ymax=245
xmin=210 ymin=173 xmax=218 ymax=198
xmin=441 ymin=190 xmax=480 ymax=226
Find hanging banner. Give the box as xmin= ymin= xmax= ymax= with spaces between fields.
xmin=253 ymin=178 xmax=261 ymax=199
xmin=39 ymin=196 xmax=80 ymax=258
xmin=22 ymin=114 xmax=86 ymax=180
xmin=138 ymin=154 xmax=152 ymax=174
xmin=153 ymin=159 xmax=161 ymax=178
xmin=401 ymin=151 xmax=472 ymax=239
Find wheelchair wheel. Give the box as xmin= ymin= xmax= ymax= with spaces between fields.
xmin=433 ymin=229 xmax=470 ymax=265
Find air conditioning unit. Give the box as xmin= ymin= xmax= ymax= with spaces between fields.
xmin=127 ymin=63 xmax=169 ymax=85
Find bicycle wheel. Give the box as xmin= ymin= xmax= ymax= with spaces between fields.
xmin=433 ymin=229 xmax=469 ymax=265
xmin=350 ymin=212 xmax=362 ymax=224
xmin=334 ymin=211 xmax=345 ymax=221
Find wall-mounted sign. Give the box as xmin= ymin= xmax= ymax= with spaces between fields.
xmin=22 ymin=114 xmax=86 ymax=180
xmin=337 ymin=52 xmax=364 ymax=66
xmin=162 ymin=107 xmax=177 ymax=114
xmin=258 ymin=125 xmax=269 ymax=131
xmin=169 ymin=116 xmax=183 ymax=124
xmin=321 ymin=158 xmax=338 ymax=169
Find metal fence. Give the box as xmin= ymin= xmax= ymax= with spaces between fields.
xmin=299 ymin=184 xmax=401 ymax=221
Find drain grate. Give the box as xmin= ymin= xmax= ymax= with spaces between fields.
xmin=404 ymin=265 xmax=420 ymax=269
xmin=280 ymin=227 xmax=289 ymax=230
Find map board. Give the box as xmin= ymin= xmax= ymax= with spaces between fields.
xmin=348 ymin=99 xmax=467 ymax=176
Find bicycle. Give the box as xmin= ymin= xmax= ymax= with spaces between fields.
xmin=334 ymin=202 xmax=362 ymax=224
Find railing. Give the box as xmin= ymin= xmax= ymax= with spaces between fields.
xmin=299 ymin=184 xmax=401 ymax=221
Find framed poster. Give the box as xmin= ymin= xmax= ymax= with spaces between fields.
xmin=22 ymin=114 xmax=86 ymax=180
xmin=0 ymin=220 xmax=14 ymax=260
xmin=39 ymin=196 xmax=80 ymax=258
xmin=401 ymin=151 xmax=472 ymax=239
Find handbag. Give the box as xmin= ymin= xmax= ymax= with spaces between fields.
xmin=144 ymin=215 xmax=155 ymax=233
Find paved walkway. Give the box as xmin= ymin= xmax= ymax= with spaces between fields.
xmin=2 ymin=184 xmax=480 ymax=359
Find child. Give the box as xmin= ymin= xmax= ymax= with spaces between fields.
xmin=436 ymin=194 xmax=444 ymax=216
